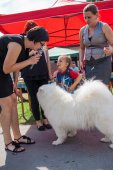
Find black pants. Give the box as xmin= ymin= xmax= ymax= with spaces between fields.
xmin=24 ymin=79 xmax=48 ymax=121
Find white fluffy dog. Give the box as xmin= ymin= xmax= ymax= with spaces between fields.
xmin=37 ymin=80 xmax=113 ymax=149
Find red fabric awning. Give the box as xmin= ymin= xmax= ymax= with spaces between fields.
xmin=0 ymin=1 xmax=113 ymax=48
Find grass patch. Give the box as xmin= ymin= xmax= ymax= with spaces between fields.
xmin=17 ymin=101 xmax=35 ymax=125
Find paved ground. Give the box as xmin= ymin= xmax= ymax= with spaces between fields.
xmin=0 ymin=125 xmax=113 ymax=170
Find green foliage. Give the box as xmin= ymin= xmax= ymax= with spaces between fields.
xmin=17 ymin=101 xmax=34 ymax=124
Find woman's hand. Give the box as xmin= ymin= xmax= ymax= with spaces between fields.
xmin=79 ymin=61 xmax=84 ymax=72
xmin=15 ymin=89 xmax=22 ymax=98
xmin=29 ymin=50 xmax=37 ymax=57
xmin=104 ymin=46 xmax=113 ymax=56
xmin=28 ymin=53 xmax=40 ymax=65
xmin=13 ymin=82 xmax=17 ymax=94
xmin=49 ymin=73 xmax=53 ymax=80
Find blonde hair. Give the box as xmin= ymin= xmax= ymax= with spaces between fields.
xmin=59 ymin=55 xmax=72 ymax=68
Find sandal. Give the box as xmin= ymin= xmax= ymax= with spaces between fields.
xmin=5 ymin=141 xmax=25 ymax=153
xmin=44 ymin=124 xmax=52 ymax=129
xmin=14 ymin=135 xmax=35 ymax=144
xmin=37 ymin=125 xmax=45 ymax=131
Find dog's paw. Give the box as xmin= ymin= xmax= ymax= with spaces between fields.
xmin=52 ymin=139 xmax=64 ymax=145
xmin=52 ymin=141 xmax=60 ymax=145
xmin=100 ymin=137 xmax=110 ymax=143
xmin=109 ymin=144 xmax=113 ymax=149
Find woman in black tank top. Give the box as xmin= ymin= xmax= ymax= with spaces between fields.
xmin=21 ymin=20 xmax=52 ymax=131
xmin=0 ymin=26 xmax=49 ymax=153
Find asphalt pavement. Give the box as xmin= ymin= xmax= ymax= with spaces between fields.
xmin=0 ymin=125 xmax=113 ymax=170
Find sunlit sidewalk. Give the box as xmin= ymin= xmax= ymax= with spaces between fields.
xmin=0 ymin=125 xmax=113 ymax=170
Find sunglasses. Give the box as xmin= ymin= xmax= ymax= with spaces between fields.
xmin=40 ymin=42 xmax=45 ymax=47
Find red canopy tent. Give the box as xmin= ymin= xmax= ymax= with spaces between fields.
xmin=0 ymin=0 xmax=113 ymax=48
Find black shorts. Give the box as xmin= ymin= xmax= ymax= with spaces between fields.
xmin=0 ymin=75 xmax=13 ymax=98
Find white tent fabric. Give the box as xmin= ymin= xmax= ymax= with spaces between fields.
xmin=52 ymin=0 xmax=86 ymax=7
xmin=0 ymin=0 xmax=112 ymax=47
xmin=0 ymin=0 xmax=55 ymax=14
xmin=48 ymin=47 xmax=79 ymax=60
xmin=0 ymin=0 xmax=87 ymax=14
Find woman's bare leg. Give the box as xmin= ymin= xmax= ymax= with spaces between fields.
xmin=0 ymin=95 xmax=13 ymax=145
xmin=11 ymin=93 xmax=21 ymax=139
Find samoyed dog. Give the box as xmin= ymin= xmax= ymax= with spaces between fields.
xmin=37 ymin=80 xmax=113 ymax=149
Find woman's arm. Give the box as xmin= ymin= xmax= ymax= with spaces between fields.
xmin=44 ymin=46 xmax=53 ymax=79
xmin=103 ymin=24 xmax=113 ymax=56
xmin=79 ymin=28 xmax=85 ymax=71
xmin=103 ymin=23 xmax=113 ymax=45
xmin=13 ymin=71 xmax=20 ymax=94
xmin=3 ymin=42 xmax=40 ymax=74
xmin=13 ymin=71 xmax=19 ymax=86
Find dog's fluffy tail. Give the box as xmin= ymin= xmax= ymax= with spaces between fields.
xmin=74 ymin=80 xmax=113 ymax=103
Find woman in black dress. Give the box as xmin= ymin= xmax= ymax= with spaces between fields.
xmin=0 ymin=26 xmax=49 ymax=153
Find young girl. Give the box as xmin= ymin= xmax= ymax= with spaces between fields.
xmin=56 ymin=55 xmax=82 ymax=93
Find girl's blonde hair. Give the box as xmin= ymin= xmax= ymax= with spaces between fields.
xmin=59 ymin=55 xmax=72 ymax=68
